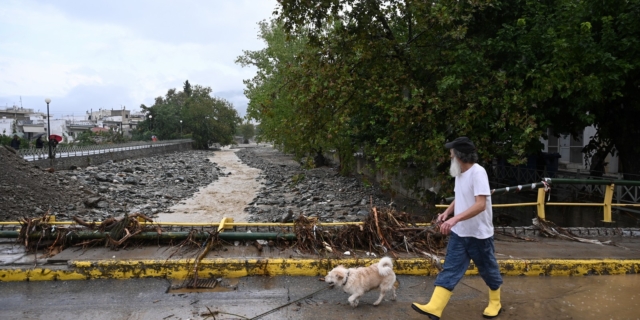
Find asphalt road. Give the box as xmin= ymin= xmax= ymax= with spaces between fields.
xmin=1 ymin=275 xmax=639 ymax=320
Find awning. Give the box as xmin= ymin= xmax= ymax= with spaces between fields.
xmin=22 ymin=125 xmax=45 ymax=133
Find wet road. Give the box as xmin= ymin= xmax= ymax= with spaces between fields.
xmin=1 ymin=275 xmax=638 ymax=319
xmin=7 ymin=145 xmax=638 ymax=319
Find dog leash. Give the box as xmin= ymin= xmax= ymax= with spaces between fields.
xmin=250 ymin=284 xmax=334 ymax=320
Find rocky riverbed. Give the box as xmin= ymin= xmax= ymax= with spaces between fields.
xmin=1 ymin=144 xmax=429 ymax=223
xmin=236 ymin=147 xmax=409 ymax=223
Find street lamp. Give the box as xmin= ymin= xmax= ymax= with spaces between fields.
xmin=148 ymin=114 xmax=152 ymax=131
xmin=180 ymin=120 xmax=182 ymax=135
xmin=44 ymin=98 xmax=52 ymax=160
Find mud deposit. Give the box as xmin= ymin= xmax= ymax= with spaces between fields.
xmin=156 ymin=149 xmax=261 ymax=223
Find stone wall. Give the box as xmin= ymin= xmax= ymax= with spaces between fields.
xmin=353 ymin=156 xmax=438 ymax=199
xmin=327 ymin=151 xmax=438 ymax=203
xmin=32 ymin=141 xmax=192 ymax=170
xmin=495 ymin=226 xmax=640 ymax=237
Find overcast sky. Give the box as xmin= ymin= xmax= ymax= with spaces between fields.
xmin=0 ymin=0 xmax=278 ymax=118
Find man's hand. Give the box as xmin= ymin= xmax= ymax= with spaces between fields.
xmin=437 ymin=200 xmax=456 ymax=234
xmin=436 ymin=211 xmax=455 ymax=235
xmin=440 ymin=217 xmax=457 ymax=235
xmin=437 ymin=212 xmax=450 ymax=223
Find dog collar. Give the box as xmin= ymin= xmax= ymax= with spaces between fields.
xmin=342 ymin=270 xmax=350 ymax=286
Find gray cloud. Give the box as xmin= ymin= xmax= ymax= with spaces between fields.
xmin=1 ymin=0 xmax=276 ymax=120
xmin=0 ymin=85 xmax=134 ymax=118
xmin=214 ymin=89 xmax=249 ymax=118
xmin=33 ymin=0 xmax=277 ymax=45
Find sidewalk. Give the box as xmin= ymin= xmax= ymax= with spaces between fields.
xmin=2 ymin=232 xmax=639 ymax=282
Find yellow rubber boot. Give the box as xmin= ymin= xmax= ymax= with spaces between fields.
xmin=411 ymin=286 xmax=452 ymax=320
xmin=483 ymin=287 xmax=502 ymax=318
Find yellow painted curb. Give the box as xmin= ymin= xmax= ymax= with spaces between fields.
xmin=1 ymin=259 xmax=639 ymax=282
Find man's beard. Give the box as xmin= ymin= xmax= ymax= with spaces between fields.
xmin=450 ymin=157 xmax=462 ymax=177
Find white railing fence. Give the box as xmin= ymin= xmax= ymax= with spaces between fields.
xmin=19 ymin=139 xmax=192 ymax=161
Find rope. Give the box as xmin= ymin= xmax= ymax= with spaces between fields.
xmin=541 ymin=180 xmax=551 ymax=201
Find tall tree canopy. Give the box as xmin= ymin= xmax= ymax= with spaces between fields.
xmin=239 ymin=0 xmax=640 ymax=193
xmin=138 ymin=82 xmax=241 ymax=149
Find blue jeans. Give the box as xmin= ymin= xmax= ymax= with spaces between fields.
xmin=434 ymin=232 xmax=503 ymax=291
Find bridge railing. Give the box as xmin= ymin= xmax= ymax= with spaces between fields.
xmin=437 ymin=178 xmax=640 ymax=223
xmin=19 ymin=139 xmax=193 ymax=161
xmin=487 ymin=164 xmax=640 ymax=205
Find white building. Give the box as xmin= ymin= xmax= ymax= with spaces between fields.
xmin=541 ymin=126 xmax=619 ymax=174
xmin=0 ymin=117 xmax=15 ymax=136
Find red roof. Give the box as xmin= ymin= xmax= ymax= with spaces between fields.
xmin=91 ymin=127 xmax=110 ymax=133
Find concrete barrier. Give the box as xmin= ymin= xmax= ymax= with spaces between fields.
xmin=1 ymin=257 xmax=639 ymax=281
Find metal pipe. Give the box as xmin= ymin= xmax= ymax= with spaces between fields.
xmin=0 ymin=221 xmax=363 ymax=227
xmin=544 ymin=178 xmax=640 ymax=186
xmin=492 ymin=202 xmax=538 ymax=208
xmin=546 ymin=203 xmax=603 ymax=207
xmin=436 ymin=203 xmax=538 ymax=209
xmin=0 ymin=231 xmax=297 ymax=241
xmin=45 ymin=100 xmax=52 ymax=161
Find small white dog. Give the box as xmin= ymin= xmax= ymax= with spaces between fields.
xmin=325 ymin=257 xmax=397 ymax=307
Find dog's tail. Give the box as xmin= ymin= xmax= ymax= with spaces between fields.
xmin=377 ymin=257 xmax=394 ymax=277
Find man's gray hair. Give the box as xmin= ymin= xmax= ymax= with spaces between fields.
xmin=453 ymin=149 xmax=478 ymax=164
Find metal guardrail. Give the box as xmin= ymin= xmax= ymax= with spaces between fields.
xmin=488 ymin=164 xmax=640 ymax=205
xmin=436 ymin=178 xmax=640 ymax=223
xmin=0 ymin=216 xmax=431 ymax=230
xmin=0 ymin=179 xmax=637 ymax=229
xmin=19 ymin=139 xmax=193 ymax=161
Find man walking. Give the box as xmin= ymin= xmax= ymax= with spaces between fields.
xmin=412 ymin=137 xmax=503 ymax=319
xmin=10 ymin=135 xmax=20 ymax=150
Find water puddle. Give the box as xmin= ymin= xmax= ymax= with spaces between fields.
xmin=559 ymin=275 xmax=640 ymax=319
xmin=462 ymin=275 xmax=640 ymax=319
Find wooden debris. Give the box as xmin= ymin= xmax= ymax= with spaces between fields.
xmin=253 ymin=240 xmax=263 ymax=252
xmin=533 ymin=217 xmax=616 ymax=246
xmin=292 ymin=206 xmax=447 ymax=264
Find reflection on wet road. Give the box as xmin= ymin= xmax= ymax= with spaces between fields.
xmin=1 ymin=275 xmax=638 ymax=319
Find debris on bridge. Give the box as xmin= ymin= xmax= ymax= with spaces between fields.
xmin=293 ymin=207 xmax=447 ymax=260
xmin=533 ymin=217 xmax=620 ymax=246
xmin=11 ymin=206 xmax=623 ymax=270
xmin=13 ymin=206 xmax=448 ymax=260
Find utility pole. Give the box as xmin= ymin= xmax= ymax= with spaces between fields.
xmin=45 ymin=98 xmax=52 ymax=163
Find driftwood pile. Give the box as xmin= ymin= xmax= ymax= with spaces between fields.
xmin=17 ymin=210 xmax=162 ymax=255
xmin=533 ymin=217 xmax=620 ymax=246
xmin=72 ymin=213 xmax=158 ymax=249
xmin=293 ymin=206 xmax=447 ymax=259
xmin=16 ymin=206 xmax=447 ymax=260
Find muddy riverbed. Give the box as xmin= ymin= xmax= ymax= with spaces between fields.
xmin=155 ymin=149 xmax=262 ymax=223
xmin=0 ymin=143 xmax=431 ymax=224
xmin=159 ymin=145 xmax=431 ymax=224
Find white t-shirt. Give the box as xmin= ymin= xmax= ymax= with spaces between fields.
xmin=450 ymin=163 xmax=494 ymax=239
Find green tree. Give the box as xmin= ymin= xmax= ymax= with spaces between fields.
xmin=242 ymin=5 xmax=520 ymax=180
xmin=135 ymin=82 xmax=241 ymax=149
xmin=501 ymin=0 xmax=640 ymax=178
xmin=247 ymin=0 xmax=640 ymax=195
xmin=239 ymin=121 xmax=256 ymax=143
xmin=184 ymin=80 xmax=192 ymax=97
xmin=237 ymin=20 xmax=361 ymax=170
xmin=182 ymin=85 xmax=241 ymax=148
